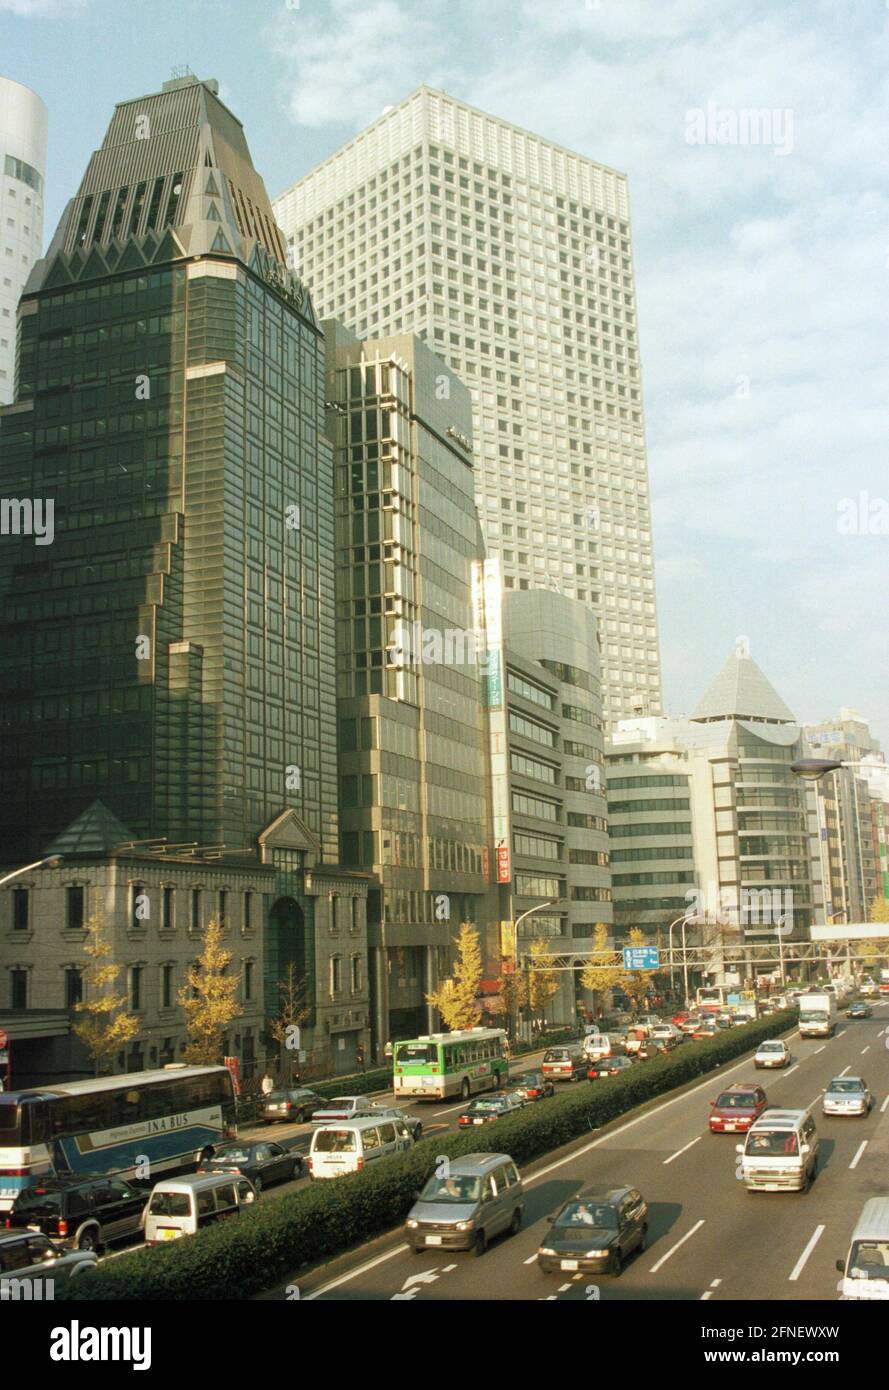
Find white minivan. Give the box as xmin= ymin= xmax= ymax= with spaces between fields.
xmin=144 ymin=1173 xmax=257 ymax=1245
xmin=308 ymin=1115 xmax=414 ymax=1179
xmin=836 ymin=1198 xmax=889 ymax=1300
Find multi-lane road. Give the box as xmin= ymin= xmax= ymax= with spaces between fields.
xmin=257 ymin=1005 xmax=889 ymax=1301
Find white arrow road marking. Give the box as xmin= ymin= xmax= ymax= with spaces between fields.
xmin=789 ymin=1225 xmax=824 ymax=1281
xmin=663 ymin=1136 xmax=700 ymax=1165
xmin=649 ymin=1219 xmax=704 ymax=1273
xmin=391 ymin=1268 xmax=441 ymax=1300
xmin=850 ymin=1141 xmax=868 ymax=1170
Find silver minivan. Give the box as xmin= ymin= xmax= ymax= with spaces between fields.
xmin=837 ymin=1198 xmax=889 ymax=1300
xmin=144 ymin=1173 xmax=257 ymax=1245
xmin=405 ymin=1152 xmax=524 ymax=1256
xmin=736 ymin=1108 xmax=819 ymax=1192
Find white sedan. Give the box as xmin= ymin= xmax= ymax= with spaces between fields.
xmin=753 ymin=1039 xmax=790 ymax=1069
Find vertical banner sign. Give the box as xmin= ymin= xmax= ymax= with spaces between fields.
xmin=223 ymin=1056 xmax=241 ymax=1096
xmin=478 ymin=557 xmax=511 ymax=885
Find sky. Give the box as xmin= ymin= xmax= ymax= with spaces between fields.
xmin=3 ymin=0 xmax=888 ymax=746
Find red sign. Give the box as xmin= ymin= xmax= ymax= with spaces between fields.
xmin=496 ymin=846 xmax=511 ymax=884
xmin=0 ymin=1030 xmax=7 ymax=1050
xmin=223 ymin=1055 xmax=241 ymax=1097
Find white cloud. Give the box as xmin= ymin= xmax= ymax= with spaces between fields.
xmin=0 ymin=0 xmax=88 ymax=14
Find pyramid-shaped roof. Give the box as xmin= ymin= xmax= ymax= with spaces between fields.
xmin=43 ymin=801 xmax=136 ymax=857
xmin=691 ymin=651 xmax=797 ymax=724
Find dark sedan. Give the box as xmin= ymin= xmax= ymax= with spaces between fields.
xmin=587 ymin=1055 xmax=636 ymax=1080
xmin=537 ymin=1187 xmax=648 ymax=1276
xmin=457 ymin=1093 xmax=523 ymax=1127
xmin=198 ymin=1140 xmax=302 ymax=1193
xmin=507 ymin=1070 xmax=555 ymax=1102
xmin=260 ymin=1088 xmax=327 ymax=1124
xmin=846 ymin=1001 xmax=872 ymax=1019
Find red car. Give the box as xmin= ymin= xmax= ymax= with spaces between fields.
xmin=708 ymin=1083 xmax=768 ymax=1134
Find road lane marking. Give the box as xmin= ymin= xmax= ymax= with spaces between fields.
xmin=784 ymin=1064 xmax=800 ymax=1076
xmin=304 ymin=1026 xmax=803 ymax=1298
xmin=701 ymin=1277 xmax=721 ymax=1302
xmin=861 ymin=1046 xmax=870 ymax=1055
xmin=434 ymin=1101 xmax=471 ymax=1116
xmin=524 ymin=1254 xmax=538 ymax=1265
xmin=813 ymin=1046 xmax=826 ymax=1054
xmin=850 ymin=1141 xmax=867 ymax=1170
xmin=649 ymin=1219 xmax=705 ymax=1273
xmin=839 ymin=1065 xmax=851 ymax=1076
xmin=789 ymin=1226 xmax=824 ymax=1281
xmin=881 ymin=1095 xmax=889 ymax=1113
xmin=663 ymin=1136 xmax=701 ymax=1166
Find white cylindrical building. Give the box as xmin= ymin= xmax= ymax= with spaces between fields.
xmin=0 ymin=77 xmax=48 ymax=404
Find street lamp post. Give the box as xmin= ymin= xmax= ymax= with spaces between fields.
xmin=667 ymin=911 xmax=697 ymax=1004
xmin=0 ymin=855 xmax=63 ymax=889
xmin=512 ymin=899 xmax=558 ymax=1039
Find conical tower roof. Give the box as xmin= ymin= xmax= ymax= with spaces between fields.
xmin=43 ymin=800 xmax=136 ymax=857
xmin=691 ymin=651 xmax=797 ymax=724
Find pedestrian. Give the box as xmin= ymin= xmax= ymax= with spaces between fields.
xmin=356 ymin=1043 xmax=366 ymax=1073
xmin=260 ymin=1071 xmax=274 ymax=1096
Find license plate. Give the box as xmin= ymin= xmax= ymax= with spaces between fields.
xmin=159 ymin=1228 xmax=182 ymax=1241
xmin=425 ymin=1235 xmax=442 ymax=1246
xmin=473 ymin=1117 xmax=484 ymax=1125
xmin=723 ymin=1123 xmax=737 ymax=1132
xmin=561 ymin=1259 xmax=579 ymax=1271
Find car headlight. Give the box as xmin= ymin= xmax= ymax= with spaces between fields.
xmin=406 ymin=1219 xmax=419 ymax=1229
xmin=538 ymin=1248 xmax=557 ymax=1257
xmin=587 ymin=1249 xmax=611 ymax=1258
xmin=455 ymin=1220 xmax=474 ymax=1231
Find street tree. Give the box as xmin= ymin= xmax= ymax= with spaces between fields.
xmin=493 ymin=969 xmax=528 ymax=1041
xmin=425 ymin=923 xmax=483 ymax=1030
xmin=527 ymin=937 xmax=560 ymax=1029
xmin=620 ymin=928 xmax=657 ymax=1013
xmin=178 ymin=917 xmax=240 ymax=1066
xmin=268 ymin=961 xmax=312 ymax=1081
xmin=72 ymin=915 xmax=139 ymax=1076
xmin=579 ymin=923 xmax=624 ymax=1017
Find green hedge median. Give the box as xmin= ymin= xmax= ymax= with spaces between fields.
xmin=63 ymin=1010 xmax=794 ymax=1301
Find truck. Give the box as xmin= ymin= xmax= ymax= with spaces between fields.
xmin=880 ymin=968 xmax=889 ymax=997
xmin=798 ymin=990 xmax=837 ymax=1038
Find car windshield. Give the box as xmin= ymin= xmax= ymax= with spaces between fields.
xmin=420 ymin=1175 xmax=482 ymax=1203
xmin=209 ymin=1146 xmax=251 ymax=1162
xmin=850 ymin=1240 xmax=889 ymax=1279
xmin=759 ymin=1043 xmax=784 ymax=1052
xmin=514 ymin=1074 xmax=540 ymax=1086
xmin=266 ymin=1092 xmax=291 ymax=1102
xmin=543 ymin=1050 xmax=569 ymax=1061
xmin=829 ymin=1079 xmax=864 ymax=1093
xmin=148 ymin=1192 xmax=191 ymax=1217
xmin=555 ymin=1201 xmax=619 ymax=1229
xmin=11 ymin=1187 xmax=62 ymax=1214
xmin=320 ymin=1098 xmax=354 ymax=1110
xmin=716 ymin=1093 xmax=755 ymax=1109
xmin=313 ymin=1130 xmax=356 ymax=1153
xmin=396 ymin=1043 xmax=437 ymax=1064
xmin=471 ymin=1100 xmax=503 ymax=1112
xmin=747 ymin=1130 xmax=798 ymax=1156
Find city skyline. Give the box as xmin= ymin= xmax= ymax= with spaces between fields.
xmin=2 ymin=0 xmax=887 ymax=744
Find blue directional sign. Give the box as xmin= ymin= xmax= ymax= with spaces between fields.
xmin=622 ymin=946 xmax=659 ymax=970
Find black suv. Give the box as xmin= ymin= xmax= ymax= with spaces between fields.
xmin=3 ymin=1174 xmax=147 ymax=1252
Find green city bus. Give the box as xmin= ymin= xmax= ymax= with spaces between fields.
xmin=393 ymin=1029 xmax=509 ymax=1101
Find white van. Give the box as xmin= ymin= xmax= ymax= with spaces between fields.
xmin=736 ymin=1108 xmax=819 ymax=1193
xmin=308 ymin=1115 xmax=414 ymax=1179
xmin=143 ymin=1173 xmax=257 ymax=1245
xmin=836 ymin=1198 xmax=889 ymax=1300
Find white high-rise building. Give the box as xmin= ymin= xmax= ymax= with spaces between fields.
xmin=0 ymin=77 xmax=47 ymax=404
xmin=273 ymin=86 xmax=662 ymax=724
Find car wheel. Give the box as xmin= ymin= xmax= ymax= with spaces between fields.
xmin=639 ymin=1222 xmax=648 ymax=1252
xmin=473 ymin=1229 xmax=487 ymax=1257
xmin=413 ymin=1125 xmax=422 ymax=1142
xmin=253 ymin=1175 xmax=264 ymax=1195
xmin=613 ymin=1246 xmax=624 ymax=1275
xmin=78 ymin=1228 xmax=99 ymax=1253
xmin=509 ymin=1207 xmax=522 ymax=1237
xmin=461 ymin=1078 xmax=470 ymax=1100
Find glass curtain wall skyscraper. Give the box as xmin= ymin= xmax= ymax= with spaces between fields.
xmin=274 ymin=85 xmax=663 ymax=725
xmin=0 ymin=76 xmax=47 ymax=405
xmin=0 ymin=74 xmax=338 ymax=862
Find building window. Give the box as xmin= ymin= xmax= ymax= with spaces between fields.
xmin=218 ymin=889 xmax=227 ymax=929
xmin=351 ymin=955 xmax=363 ymax=994
xmin=351 ymin=897 xmax=361 ymax=934
xmin=10 ymin=969 xmax=27 ymax=1009
xmin=12 ymin=888 xmax=29 ymax=931
xmin=65 ymin=968 xmax=83 ymax=1008
xmin=66 ymin=886 xmax=85 ymax=932
xmin=191 ymin=889 xmax=201 ymax=933
xmin=329 ymin=894 xmax=339 ymax=934
xmin=245 ymin=961 xmax=254 ymax=1002
xmin=243 ymin=891 xmax=252 ymax=931
xmin=129 ymin=966 xmax=143 ymax=1011
xmin=330 ymin=955 xmax=343 ymax=996
xmin=161 ymin=964 xmax=173 ymax=1010
xmin=162 ymin=887 xmax=174 ymax=932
